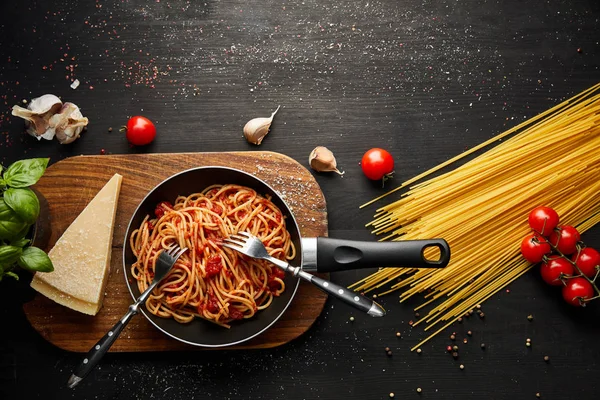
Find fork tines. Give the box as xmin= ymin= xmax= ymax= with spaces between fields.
xmin=223 ymin=236 xmax=245 ymax=248
xmin=164 ymin=245 xmax=187 ymax=259
xmin=224 ymin=232 xmax=253 ymax=244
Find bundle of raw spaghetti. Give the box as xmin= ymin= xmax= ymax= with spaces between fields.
xmin=352 ymin=83 xmax=600 ymax=350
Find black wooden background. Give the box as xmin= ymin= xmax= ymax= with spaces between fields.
xmin=1 ymin=0 xmax=599 ymax=399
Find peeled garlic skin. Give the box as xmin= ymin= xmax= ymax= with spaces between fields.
xmin=243 ymin=117 xmax=272 ymax=145
xmin=29 ymin=94 xmax=63 ymax=114
xmin=52 ymin=103 xmax=89 ymax=144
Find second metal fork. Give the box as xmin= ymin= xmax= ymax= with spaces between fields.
xmin=223 ymin=232 xmax=385 ymax=317
xmin=68 ymin=245 xmax=188 ymax=388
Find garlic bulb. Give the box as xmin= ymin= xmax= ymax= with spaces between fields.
xmin=11 ymin=94 xmax=88 ymax=143
xmin=243 ymin=105 xmax=280 ymax=145
xmin=309 ymin=146 xmax=344 ymax=175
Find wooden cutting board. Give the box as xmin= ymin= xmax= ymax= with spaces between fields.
xmin=22 ymin=152 xmax=328 ymax=352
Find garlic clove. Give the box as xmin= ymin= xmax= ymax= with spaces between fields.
xmin=11 ymin=106 xmax=52 ymax=139
xmin=243 ymin=105 xmax=280 ymax=145
xmin=11 ymin=94 xmax=63 ymax=139
xmin=309 ymin=146 xmax=344 ymax=175
xmin=51 ymin=103 xmax=89 ymax=144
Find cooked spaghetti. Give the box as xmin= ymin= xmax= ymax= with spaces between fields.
xmin=352 ymin=83 xmax=600 ymax=349
xmin=130 ymin=184 xmax=295 ymax=327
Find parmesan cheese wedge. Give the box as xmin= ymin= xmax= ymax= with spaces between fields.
xmin=30 ymin=173 xmax=123 ymax=315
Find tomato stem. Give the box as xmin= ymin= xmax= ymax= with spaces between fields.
xmin=381 ymin=172 xmax=394 ymax=188
xmin=582 ymin=295 xmax=600 ymax=303
xmin=548 ymin=241 xmax=600 ymax=299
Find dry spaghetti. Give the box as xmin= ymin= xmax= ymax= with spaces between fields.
xmin=352 ymin=83 xmax=600 ymax=350
xmin=130 ymin=184 xmax=295 ymax=327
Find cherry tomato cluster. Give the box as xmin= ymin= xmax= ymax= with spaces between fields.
xmin=520 ymin=206 xmax=599 ymax=307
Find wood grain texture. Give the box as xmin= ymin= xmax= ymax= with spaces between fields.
xmin=22 ymin=152 xmax=328 ymax=352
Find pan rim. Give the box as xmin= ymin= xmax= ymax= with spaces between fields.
xmin=122 ymin=166 xmax=302 ymax=348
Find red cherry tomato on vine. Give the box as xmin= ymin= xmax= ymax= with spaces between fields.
xmin=540 ymin=255 xmax=574 ymax=286
xmin=549 ymin=225 xmax=580 ymax=255
xmin=361 ymin=148 xmax=394 ymax=182
xmin=520 ymin=234 xmax=551 ymax=263
xmin=571 ymin=247 xmax=600 ymax=278
xmin=123 ymin=116 xmax=156 ymax=145
xmin=528 ymin=206 xmax=559 ymax=236
xmin=562 ymin=277 xmax=594 ymax=306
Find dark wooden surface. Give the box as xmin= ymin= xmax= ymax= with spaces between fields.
xmin=0 ymin=0 xmax=599 ymax=399
xmin=22 ymin=152 xmax=328 ymax=352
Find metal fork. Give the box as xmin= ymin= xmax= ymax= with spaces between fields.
xmin=223 ymin=232 xmax=385 ymax=317
xmin=67 ymin=245 xmax=188 ymax=389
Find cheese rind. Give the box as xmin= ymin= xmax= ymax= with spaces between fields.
xmin=30 ymin=277 xmax=98 ymax=315
xmin=30 ymin=173 xmax=123 ymax=315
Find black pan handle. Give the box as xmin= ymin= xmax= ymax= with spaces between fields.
xmin=315 ymin=238 xmax=450 ymax=273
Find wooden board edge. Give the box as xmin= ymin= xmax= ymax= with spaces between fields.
xmin=23 ymin=282 xmax=329 ymax=353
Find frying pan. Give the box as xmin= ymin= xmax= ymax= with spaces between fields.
xmin=123 ymin=167 xmax=450 ymax=347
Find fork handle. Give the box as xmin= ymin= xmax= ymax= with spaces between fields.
xmin=67 ymin=309 xmax=135 ymax=388
xmin=297 ymin=270 xmax=385 ymax=317
xmin=67 ymin=286 xmax=153 ymax=389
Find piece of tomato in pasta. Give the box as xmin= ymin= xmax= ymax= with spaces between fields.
xmin=206 ymin=294 xmax=219 ymax=313
xmin=154 ymin=201 xmax=173 ymax=218
xmin=228 ymin=306 xmax=244 ymax=320
xmin=267 ymin=267 xmax=285 ymax=293
xmin=205 ymin=255 xmax=222 ymax=278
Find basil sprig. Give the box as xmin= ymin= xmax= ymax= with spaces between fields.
xmin=0 ymin=158 xmax=53 ymax=281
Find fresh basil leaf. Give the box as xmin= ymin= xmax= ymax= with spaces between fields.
xmin=0 ymin=177 xmax=5 ymax=188
xmin=0 ymin=245 xmax=23 ymax=265
xmin=11 ymin=238 xmax=30 ymax=247
xmin=4 ymin=158 xmax=49 ymax=188
xmin=11 ymin=223 xmax=31 ymax=242
xmin=3 ymin=188 xmax=40 ymax=224
xmin=0 ymin=199 xmax=28 ymax=241
xmin=18 ymin=246 xmax=53 ymax=273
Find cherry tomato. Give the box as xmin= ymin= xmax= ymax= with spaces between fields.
xmin=549 ymin=225 xmax=580 ymax=255
xmin=571 ymin=247 xmax=600 ymax=278
xmin=562 ymin=277 xmax=595 ymax=306
xmin=540 ymin=255 xmax=574 ymax=286
xmin=361 ymin=148 xmax=394 ymax=182
xmin=520 ymin=234 xmax=551 ymax=263
xmin=124 ymin=116 xmax=156 ymax=145
xmin=528 ymin=206 xmax=559 ymax=236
